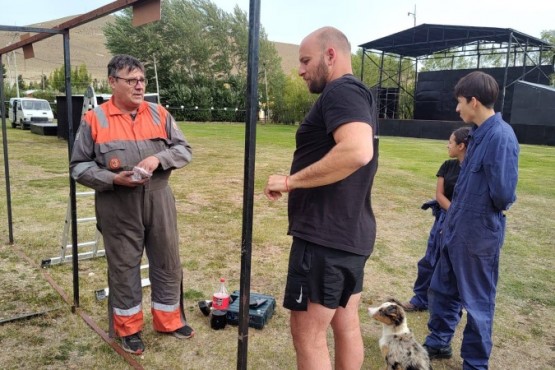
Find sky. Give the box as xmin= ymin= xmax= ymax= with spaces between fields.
xmin=0 ymin=0 xmax=553 ymax=52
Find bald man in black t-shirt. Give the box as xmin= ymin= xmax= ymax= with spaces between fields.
xmin=264 ymin=27 xmax=378 ymax=370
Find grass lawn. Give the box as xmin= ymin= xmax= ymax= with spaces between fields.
xmin=0 ymin=122 xmax=553 ymax=369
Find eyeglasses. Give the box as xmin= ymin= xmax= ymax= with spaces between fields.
xmin=114 ymin=75 xmax=148 ymax=86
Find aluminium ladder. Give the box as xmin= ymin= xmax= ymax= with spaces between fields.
xmin=41 ymin=190 xmax=104 ymax=267
xmin=41 ymin=86 xmax=104 ymax=267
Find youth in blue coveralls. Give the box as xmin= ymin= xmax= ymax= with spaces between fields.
xmin=403 ymin=126 xmax=470 ymax=312
xmin=423 ymin=71 xmax=519 ymax=370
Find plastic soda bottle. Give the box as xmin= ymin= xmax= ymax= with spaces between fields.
xmin=212 ymin=277 xmax=230 ymax=311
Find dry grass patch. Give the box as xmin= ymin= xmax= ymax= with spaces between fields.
xmin=0 ymin=123 xmax=553 ymax=369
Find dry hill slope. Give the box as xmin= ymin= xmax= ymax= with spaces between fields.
xmin=0 ymin=15 xmax=298 ymax=85
xmin=0 ymin=15 xmax=114 ymax=84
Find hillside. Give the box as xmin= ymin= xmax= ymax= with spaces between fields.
xmin=0 ymin=15 xmax=299 ymax=85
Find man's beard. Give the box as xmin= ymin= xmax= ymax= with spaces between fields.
xmin=308 ymin=57 xmax=329 ymax=94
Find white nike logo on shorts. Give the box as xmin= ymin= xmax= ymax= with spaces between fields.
xmin=296 ymin=286 xmax=303 ymax=303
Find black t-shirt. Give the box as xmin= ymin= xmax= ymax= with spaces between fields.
xmin=287 ymin=75 xmax=378 ymax=256
xmin=437 ymin=159 xmax=461 ymax=201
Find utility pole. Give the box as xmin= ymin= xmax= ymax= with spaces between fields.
xmin=263 ymin=63 xmax=269 ymax=123
xmin=13 ymin=51 xmax=19 ymax=98
xmin=408 ymin=4 xmax=416 ymax=27
xmin=153 ymin=54 xmax=160 ymax=104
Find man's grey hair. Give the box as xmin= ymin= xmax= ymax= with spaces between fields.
xmin=107 ymin=54 xmax=145 ymax=77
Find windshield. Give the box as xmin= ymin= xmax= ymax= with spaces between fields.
xmin=21 ymin=100 xmax=51 ymax=111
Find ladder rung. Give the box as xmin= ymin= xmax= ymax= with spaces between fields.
xmin=76 ymin=191 xmax=95 ymax=197
xmin=41 ymin=249 xmax=106 ymax=267
xmin=77 ymin=217 xmax=96 ymax=223
xmin=64 ymin=240 xmax=98 ymax=249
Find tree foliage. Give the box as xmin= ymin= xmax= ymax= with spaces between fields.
xmin=540 ymin=30 xmax=555 ymax=85
xmin=271 ymin=71 xmax=315 ymax=124
xmin=49 ymin=64 xmax=92 ymax=93
xmin=103 ymin=0 xmax=284 ymax=121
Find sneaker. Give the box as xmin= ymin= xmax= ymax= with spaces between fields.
xmin=121 ymin=333 xmax=145 ymax=355
xmin=172 ymin=324 xmax=195 ymax=339
xmin=402 ymin=301 xmax=427 ymax=312
xmin=423 ymin=344 xmax=453 ymax=359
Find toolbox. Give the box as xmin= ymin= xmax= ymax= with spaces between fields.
xmin=226 ymin=290 xmax=276 ymax=329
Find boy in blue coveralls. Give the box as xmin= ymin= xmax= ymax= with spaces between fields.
xmin=423 ymin=71 xmax=519 ymax=370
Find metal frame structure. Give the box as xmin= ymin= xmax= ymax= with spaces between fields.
xmin=358 ymin=24 xmax=555 ymax=119
xmin=1 ymin=1 xmax=262 ymax=368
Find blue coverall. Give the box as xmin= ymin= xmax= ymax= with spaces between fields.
xmin=424 ymin=113 xmax=519 ymax=370
xmin=410 ymin=200 xmax=444 ymax=309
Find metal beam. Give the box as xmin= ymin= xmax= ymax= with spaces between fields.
xmin=0 ymin=0 xmax=146 ymax=55
xmin=0 ymin=25 xmax=63 ymax=34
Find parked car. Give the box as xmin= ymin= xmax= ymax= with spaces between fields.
xmin=8 ymin=97 xmax=54 ymax=129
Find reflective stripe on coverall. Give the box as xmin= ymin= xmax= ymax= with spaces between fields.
xmin=70 ymin=97 xmax=192 ymax=337
xmin=425 ymin=113 xmax=519 ymax=370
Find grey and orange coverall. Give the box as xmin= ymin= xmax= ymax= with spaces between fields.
xmin=70 ymin=97 xmax=192 ymax=338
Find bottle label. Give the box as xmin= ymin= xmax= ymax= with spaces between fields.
xmin=212 ymin=292 xmax=230 ymax=310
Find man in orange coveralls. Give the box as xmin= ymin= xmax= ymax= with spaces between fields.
xmin=70 ymin=54 xmax=194 ymax=355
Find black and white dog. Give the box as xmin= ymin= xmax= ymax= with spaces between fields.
xmin=368 ymin=299 xmax=432 ymax=370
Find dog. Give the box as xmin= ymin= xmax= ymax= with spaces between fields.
xmin=368 ymin=299 xmax=432 ymax=370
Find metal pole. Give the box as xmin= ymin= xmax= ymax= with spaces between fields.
xmin=408 ymin=4 xmax=416 ymax=27
xmin=13 ymin=51 xmax=19 ymax=98
xmin=263 ymin=63 xmax=269 ymax=123
xmin=501 ymin=33 xmax=513 ymax=116
xmin=0 ymin=53 xmax=14 ymax=244
xmin=153 ymin=54 xmax=160 ymax=104
xmin=62 ymin=29 xmax=79 ymax=310
xmin=237 ymin=0 xmax=260 ymax=369
xmin=360 ymin=48 xmax=365 ymax=81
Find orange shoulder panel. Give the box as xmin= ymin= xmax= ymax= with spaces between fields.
xmin=87 ymin=101 xmax=169 ymax=144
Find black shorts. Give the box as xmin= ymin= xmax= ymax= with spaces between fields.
xmin=283 ymin=237 xmax=368 ymax=311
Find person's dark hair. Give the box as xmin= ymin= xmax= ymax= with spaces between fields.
xmin=107 ymin=54 xmax=144 ymax=77
xmin=454 ymin=71 xmax=498 ymax=108
xmin=452 ymin=126 xmax=471 ymax=147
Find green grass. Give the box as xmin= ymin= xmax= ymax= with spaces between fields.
xmin=0 ymin=122 xmax=553 ymax=369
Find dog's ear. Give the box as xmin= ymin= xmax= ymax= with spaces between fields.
xmin=383 ymin=304 xmax=405 ymax=326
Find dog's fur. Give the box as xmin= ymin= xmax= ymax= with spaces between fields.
xmin=368 ymin=299 xmax=432 ymax=370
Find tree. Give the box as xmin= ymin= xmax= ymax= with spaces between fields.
xmin=17 ymin=74 xmax=26 ymax=91
xmin=540 ymin=30 xmax=555 ymax=85
xmin=103 ymin=0 xmax=285 ymax=121
xmin=271 ymin=70 xmax=315 ymax=124
xmin=49 ymin=64 xmax=92 ymax=93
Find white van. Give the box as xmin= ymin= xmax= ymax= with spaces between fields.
xmin=9 ymin=97 xmax=54 ymax=129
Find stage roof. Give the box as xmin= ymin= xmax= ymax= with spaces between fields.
xmin=359 ymin=24 xmax=554 ymax=58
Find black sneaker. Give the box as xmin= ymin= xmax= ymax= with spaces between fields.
xmin=172 ymin=324 xmax=195 ymax=339
xmin=121 ymin=333 xmax=145 ymax=355
xmin=423 ymin=344 xmax=453 ymax=359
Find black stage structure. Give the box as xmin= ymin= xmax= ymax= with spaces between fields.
xmin=359 ymin=24 xmax=555 ymax=145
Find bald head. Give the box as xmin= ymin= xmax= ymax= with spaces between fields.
xmin=298 ymin=27 xmax=353 ymax=91
xmin=306 ymin=27 xmax=351 ymax=56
